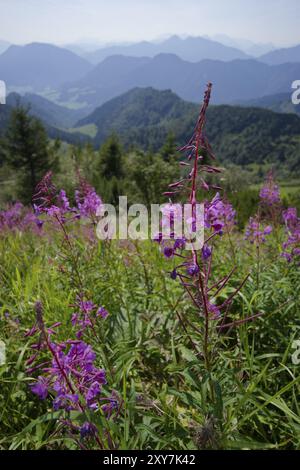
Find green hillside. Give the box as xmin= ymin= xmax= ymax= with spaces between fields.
xmin=77 ymin=87 xmax=300 ymax=171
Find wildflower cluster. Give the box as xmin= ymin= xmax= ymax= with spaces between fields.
xmin=154 ymin=203 xmax=187 ymax=260
xmin=71 ymin=295 xmax=109 ymax=339
xmin=259 ymin=171 xmax=281 ymax=208
xmin=205 ymin=193 xmax=236 ymax=235
xmin=30 ymin=339 xmax=107 ymax=412
xmin=282 ymin=208 xmax=300 ymax=263
xmin=75 ymin=174 xmax=102 ymax=220
xmin=25 ymin=175 xmax=116 ymax=446
xmin=0 ymin=202 xmax=42 ymax=233
xmin=33 ymin=171 xmax=102 ymax=224
xmin=26 ymin=301 xmax=116 ymax=443
xmin=156 ymin=83 xmax=252 ymax=374
xmin=245 ymin=217 xmax=273 ymax=245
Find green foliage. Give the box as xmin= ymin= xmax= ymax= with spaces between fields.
xmin=124 ymin=150 xmax=179 ymax=206
xmin=98 ymin=134 xmax=124 ymax=180
xmin=75 ymin=88 xmax=300 ymax=176
xmin=1 ymin=106 xmax=59 ymax=203
xmin=0 ymin=225 xmax=299 ymax=450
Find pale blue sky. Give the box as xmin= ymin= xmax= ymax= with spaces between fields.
xmin=1 ymin=0 xmax=299 ymax=47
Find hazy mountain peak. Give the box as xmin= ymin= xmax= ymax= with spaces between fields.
xmin=0 ymin=42 xmax=92 ymax=90
xmin=260 ymin=43 xmax=300 ymax=65
xmin=84 ymin=34 xmax=250 ymax=65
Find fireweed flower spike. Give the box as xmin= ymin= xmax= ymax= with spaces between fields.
xmin=33 ymin=172 xmax=78 ymax=224
xmin=32 ymin=173 xmax=103 ymax=294
xmin=245 ymin=217 xmax=273 ymax=245
xmin=0 ymin=202 xmax=43 ymax=234
xmin=71 ymin=295 xmax=109 ymax=338
xmin=75 ymin=172 xmax=102 ymax=221
xmin=259 ymin=170 xmax=282 ymax=228
xmin=259 ymin=171 xmax=281 ymax=208
xmin=26 ymin=301 xmax=115 ymax=447
xmin=30 ymin=179 xmax=116 ymax=448
xmin=281 ymin=207 xmax=300 ymax=263
xmin=156 ymin=83 xmax=253 ymax=373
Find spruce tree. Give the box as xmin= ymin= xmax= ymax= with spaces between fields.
xmin=99 ymin=134 xmax=123 ymax=179
xmin=3 ymin=106 xmax=59 ymax=203
xmin=160 ymin=132 xmax=177 ymax=161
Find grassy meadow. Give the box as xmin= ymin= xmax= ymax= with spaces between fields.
xmin=0 ymin=209 xmax=299 ymax=450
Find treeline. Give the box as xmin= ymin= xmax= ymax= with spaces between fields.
xmin=2 ymin=88 xmax=300 ymax=178
xmin=0 ymin=106 xmax=299 ymax=227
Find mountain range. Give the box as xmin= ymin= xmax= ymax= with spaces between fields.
xmin=1 ymin=86 xmax=300 ymax=171
xmin=0 ymin=38 xmax=300 ymax=112
xmin=58 ymin=53 xmax=300 ymax=111
xmin=260 ymin=44 xmax=300 ymax=65
xmin=0 ymin=43 xmax=92 ymax=90
xmin=237 ymin=93 xmax=300 ymax=117
xmin=74 ymin=87 xmax=300 ymax=167
xmin=0 ymin=95 xmax=90 ymax=146
xmin=84 ymin=35 xmax=251 ymax=64
xmin=6 ymin=92 xmax=86 ymax=128
xmin=209 ymin=35 xmax=275 ymax=57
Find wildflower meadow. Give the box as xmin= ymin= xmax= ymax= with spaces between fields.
xmin=0 ymin=84 xmax=300 ymax=452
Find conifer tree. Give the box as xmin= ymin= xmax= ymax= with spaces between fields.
xmin=3 ymin=106 xmax=59 ymax=203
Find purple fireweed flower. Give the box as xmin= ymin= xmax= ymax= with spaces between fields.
xmin=75 ymin=176 xmax=102 ymax=219
xmin=163 ymin=246 xmax=175 ymax=258
xmin=208 ymin=302 xmax=221 ymax=319
xmin=202 ymin=245 xmax=212 ymax=260
xmin=161 ymin=203 xmax=182 ymax=228
xmin=58 ymin=190 xmax=71 ymax=212
xmin=281 ymin=207 xmax=300 ymax=263
xmin=281 ymin=252 xmax=293 ymax=263
xmin=245 ymin=217 xmax=273 ymax=245
xmin=170 ymin=269 xmax=178 ymax=280
xmin=36 ymin=341 xmax=106 ymax=411
xmin=174 ymin=238 xmax=186 ymax=250
xmin=102 ymin=392 xmax=119 ymax=418
xmin=283 ymin=208 xmax=299 ymax=230
xmin=33 ymin=173 xmax=81 ymax=224
xmin=27 ymin=302 xmax=108 ymax=413
xmin=154 ymin=84 xmax=249 ymax=341
xmin=187 ymin=263 xmax=200 ymax=277
xmin=46 ymin=205 xmax=61 ymax=217
xmin=71 ymin=296 xmax=109 ymax=336
xmin=97 ymin=307 xmax=109 ymax=319
xmin=30 ymin=376 xmax=49 ymax=399
xmin=205 ymin=193 xmax=236 ymax=234
xmin=53 ymin=393 xmax=79 ymax=411
xmin=79 ymin=300 xmax=96 ymax=314
xmin=80 ymin=422 xmax=98 ymax=439
xmin=264 ymin=225 xmax=273 ymax=235
xmin=259 ymin=171 xmax=281 ymax=207
xmin=159 ymin=203 xmax=184 ymax=242
xmin=0 ymin=202 xmax=43 ymax=234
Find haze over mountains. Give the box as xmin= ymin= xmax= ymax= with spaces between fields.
xmin=2 ymin=86 xmax=300 ymax=172
xmin=237 ymin=93 xmax=300 ymax=117
xmin=259 ymin=44 xmax=300 ymax=65
xmin=0 ymin=43 xmax=92 ymax=89
xmin=83 ymin=35 xmax=251 ymax=64
xmin=6 ymin=92 xmax=84 ymax=128
xmin=57 ymin=53 xmax=300 ymax=111
xmin=75 ymin=87 xmax=300 ymax=168
xmin=0 ymin=34 xmax=299 ymax=116
xmin=209 ymin=35 xmax=275 ymax=57
xmin=0 ymin=33 xmax=300 ymax=165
